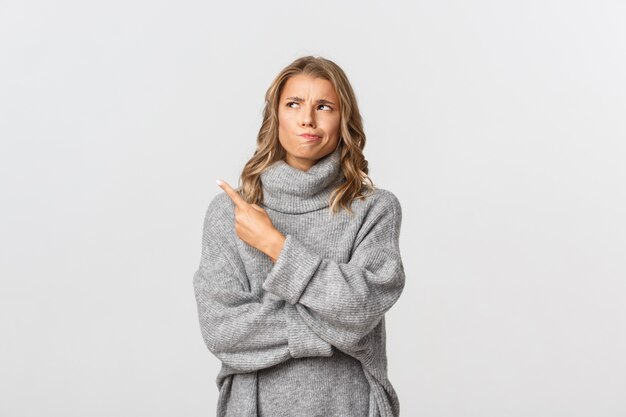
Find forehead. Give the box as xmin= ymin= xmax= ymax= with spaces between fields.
xmin=280 ymin=74 xmax=338 ymax=101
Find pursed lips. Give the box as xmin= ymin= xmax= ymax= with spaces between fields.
xmin=300 ymin=133 xmax=321 ymax=139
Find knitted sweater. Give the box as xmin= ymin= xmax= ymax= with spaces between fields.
xmin=193 ymin=147 xmax=406 ymax=417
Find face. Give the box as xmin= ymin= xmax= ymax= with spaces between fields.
xmin=277 ymin=74 xmax=341 ymax=171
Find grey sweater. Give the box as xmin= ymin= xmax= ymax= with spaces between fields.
xmin=193 ymin=147 xmax=405 ymax=416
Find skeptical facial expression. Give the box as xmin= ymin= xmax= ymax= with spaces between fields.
xmin=277 ymin=74 xmax=341 ymax=171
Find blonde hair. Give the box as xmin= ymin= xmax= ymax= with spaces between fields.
xmin=238 ymin=55 xmax=375 ymax=215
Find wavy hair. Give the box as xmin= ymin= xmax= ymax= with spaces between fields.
xmin=238 ymin=55 xmax=375 ymax=215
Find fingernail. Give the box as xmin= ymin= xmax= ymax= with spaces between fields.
xmin=215 ymin=179 xmax=222 ymax=186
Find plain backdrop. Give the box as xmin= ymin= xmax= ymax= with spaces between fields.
xmin=1 ymin=0 xmax=625 ymax=416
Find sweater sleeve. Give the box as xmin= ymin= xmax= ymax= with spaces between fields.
xmin=261 ymin=191 xmax=406 ymax=354
xmin=192 ymin=194 xmax=332 ymax=373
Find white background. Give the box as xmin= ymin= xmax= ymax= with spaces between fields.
xmin=1 ymin=0 xmax=625 ymax=416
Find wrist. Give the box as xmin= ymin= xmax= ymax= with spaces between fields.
xmin=266 ymin=230 xmax=286 ymax=262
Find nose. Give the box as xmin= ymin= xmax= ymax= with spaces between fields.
xmin=299 ymin=104 xmax=316 ymax=128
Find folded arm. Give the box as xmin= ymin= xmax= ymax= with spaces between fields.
xmin=192 ymin=194 xmax=332 ymax=373
xmin=262 ymin=191 xmax=406 ymax=354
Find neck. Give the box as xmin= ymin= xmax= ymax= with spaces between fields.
xmin=260 ymin=147 xmax=344 ymax=214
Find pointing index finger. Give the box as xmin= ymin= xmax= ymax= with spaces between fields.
xmin=216 ymin=179 xmax=246 ymax=208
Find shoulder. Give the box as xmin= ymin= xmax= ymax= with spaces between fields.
xmin=352 ymin=187 xmax=403 ymax=234
xmin=363 ymin=187 xmax=402 ymax=219
xmin=208 ymin=190 xmax=235 ymax=211
xmin=203 ymin=191 xmax=235 ymax=227
xmin=351 ymin=187 xmax=403 ymax=250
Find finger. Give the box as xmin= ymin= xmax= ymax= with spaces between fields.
xmin=250 ymin=203 xmax=264 ymax=212
xmin=216 ymin=179 xmax=246 ymax=208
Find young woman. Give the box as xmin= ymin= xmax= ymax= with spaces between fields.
xmin=193 ymin=56 xmax=406 ymax=417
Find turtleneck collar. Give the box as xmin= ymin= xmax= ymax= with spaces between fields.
xmin=260 ymin=147 xmax=345 ymax=214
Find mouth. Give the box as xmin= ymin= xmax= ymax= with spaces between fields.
xmin=300 ymin=134 xmax=321 ymax=141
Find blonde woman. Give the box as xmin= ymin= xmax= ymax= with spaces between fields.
xmin=193 ymin=56 xmax=405 ymax=417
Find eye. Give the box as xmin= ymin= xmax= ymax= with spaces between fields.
xmin=285 ymin=102 xmax=333 ymax=111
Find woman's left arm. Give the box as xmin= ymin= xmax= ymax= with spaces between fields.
xmin=262 ymin=191 xmax=406 ymax=355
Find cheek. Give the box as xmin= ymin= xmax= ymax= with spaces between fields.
xmin=326 ymin=116 xmax=341 ymax=136
xmin=277 ymin=111 xmax=291 ymax=130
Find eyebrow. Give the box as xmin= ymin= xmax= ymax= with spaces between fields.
xmin=284 ymin=96 xmax=336 ymax=106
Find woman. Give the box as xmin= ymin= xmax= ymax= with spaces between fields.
xmin=193 ymin=56 xmax=406 ymax=417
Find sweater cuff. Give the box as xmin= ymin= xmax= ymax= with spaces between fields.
xmin=262 ymin=234 xmax=322 ymax=305
xmin=284 ymin=303 xmax=332 ymax=358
